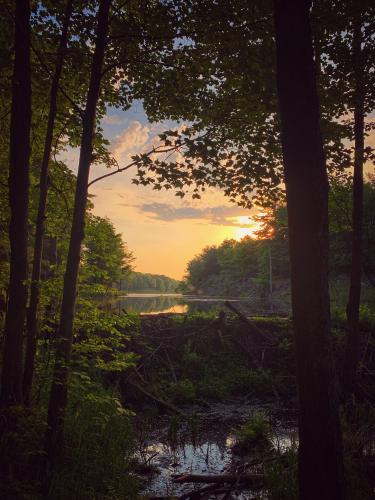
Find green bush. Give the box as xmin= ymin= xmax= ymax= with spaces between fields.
xmin=165 ymin=379 xmax=196 ymax=404
xmin=265 ymin=447 xmax=298 ymax=500
xmin=198 ymin=375 xmax=230 ymax=399
xmin=233 ymin=412 xmax=272 ymax=454
xmin=48 ymin=376 xmax=139 ymax=499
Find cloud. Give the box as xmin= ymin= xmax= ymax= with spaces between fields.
xmin=102 ymin=114 xmax=125 ymax=126
xmin=112 ymin=121 xmax=151 ymax=161
xmin=135 ymin=202 xmax=251 ymax=226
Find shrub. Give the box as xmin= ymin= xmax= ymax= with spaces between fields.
xmin=265 ymin=447 xmax=298 ymax=500
xmin=48 ymin=375 xmax=139 ymax=499
xmin=233 ymin=412 xmax=272 ymax=454
xmin=165 ymin=379 xmax=196 ymax=404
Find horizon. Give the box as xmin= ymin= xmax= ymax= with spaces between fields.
xmin=61 ymin=105 xmax=375 ymax=280
xmin=61 ymin=103 xmax=263 ymax=280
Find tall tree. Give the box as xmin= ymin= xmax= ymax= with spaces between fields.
xmin=343 ymin=3 xmax=365 ymax=399
xmin=273 ymin=1 xmax=344 ymax=498
xmin=45 ymin=0 xmax=111 ymax=468
xmin=0 ymin=0 xmax=31 ymax=408
xmin=23 ymin=0 xmax=74 ymax=406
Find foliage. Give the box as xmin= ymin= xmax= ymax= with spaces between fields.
xmin=340 ymin=401 xmax=375 ymax=499
xmin=82 ymin=215 xmax=134 ymax=288
xmin=165 ymin=379 xmax=196 ymax=404
xmin=159 ymin=346 xmax=275 ymax=403
xmin=48 ymin=376 xmax=139 ymax=499
xmin=72 ymin=302 xmax=139 ymax=373
xmin=265 ymin=447 xmax=298 ymax=500
xmin=0 ymin=406 xmax=46 ymax=499
xmin=182 ymin=234 xmax=288 ymax=296
xmin=233 ymin=411 xmax=272 ymax=454
xmin=122 ymin=271 xmax=180 ymax=293
xmin=181 ymin=180 xmax=375 ymax=297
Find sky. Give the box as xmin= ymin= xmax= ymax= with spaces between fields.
xmin=61 ymin=105 xmax=375 ymax=280
xmin=61 ymin=103 xmax=261 ymax=280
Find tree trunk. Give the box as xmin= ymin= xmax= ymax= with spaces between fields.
xmin=273 ymin=1 xmax=344 ymax=499
xmin=0 ymin=0 xmax=31 ymax=408
xmin=45 ymin=0 xmax=111 ymax=469
xmin=343 ymin=7 xmax=364 ymax=400
xmin=23 ymin=0 xmax=73 ymax=407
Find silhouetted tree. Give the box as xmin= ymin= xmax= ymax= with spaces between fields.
xmin=23 ymin=0 xmax=74 ymax=406
xmin=0 ymin=0 xmax=31 ymax=408
xmin=274 ymin=0 xmax=344 ymax=498
xmin=343 ymin=3 xmax=365 ymax=399
xmin=45 ymin=0 xmax=112 ymax=469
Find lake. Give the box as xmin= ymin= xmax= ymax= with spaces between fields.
xmin=108 ymin=293 xmax=287 ymax=316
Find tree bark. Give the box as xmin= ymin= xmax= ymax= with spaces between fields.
xmin=45 ymin=0 xmax=111 ymax=469
xmin=273 ymin=1 xmax=344 ymax=499
xmin=343 ymin=6 xmax=364 ymax=400
xmin=0 ymin=0 xmax=31 ymax=408
xmin=23 ymin=0 xmax=73 ymax=407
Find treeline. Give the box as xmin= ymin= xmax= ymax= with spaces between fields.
xmin=182 ymin=181 xmax=375 ymax=296
xmin=0 ymin=162 xmax=133 ymax=316
xmin=120 ymin=271 xmax=180 ymax=293
xmin=181 ymin=236 xmax=288 ymax=297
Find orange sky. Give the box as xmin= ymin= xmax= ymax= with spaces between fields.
xmin=61 ymin=111 xmax=261 ymax=280
xmin=61 ymin=107 xmax=375 ymax=280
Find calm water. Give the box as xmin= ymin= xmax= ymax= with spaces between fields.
xmin=108 ymin=293 xmax=285 ymax=315
xmin=136 ymin=401 xmax=298 ymax=497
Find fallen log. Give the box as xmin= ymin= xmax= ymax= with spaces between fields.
xmin=172 ymin=473 xmax=264 ymax=487
xmin=178 ymin=483 xmax=221 ymax=499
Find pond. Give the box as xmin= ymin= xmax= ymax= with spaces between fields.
xmin=134 ymin=400 xmax=298 ymax=498
xmin=108 ymin=293 xmax=287 ymax=316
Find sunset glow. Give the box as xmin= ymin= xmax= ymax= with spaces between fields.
xmin=231 ymin=216 xmax=262 ymax=240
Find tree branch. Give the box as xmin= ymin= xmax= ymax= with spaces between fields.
xmin=30 ymin=42 xmax=84 ymax=119
xmin=87 ymin=143 xmax=183 ymax=187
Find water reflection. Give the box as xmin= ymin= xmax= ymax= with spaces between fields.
xmin=107 ymin=293 xmax=285 ymax=316
xmin=145 ymin=440 xmax=232 ymax=497
xmin=141 ymin=421 xmax=297 ymax=498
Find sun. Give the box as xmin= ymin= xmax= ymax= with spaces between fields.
xmin=232 ymin=216 xmax=262 ymax=240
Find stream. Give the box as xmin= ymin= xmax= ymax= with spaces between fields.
xmin=133 ymin=399 xmax=298 ymax=498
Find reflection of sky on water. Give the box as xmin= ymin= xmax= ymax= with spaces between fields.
xmin=109 ymin=293 xmax=282 ymax=315
xmin=141 ymin=304 xmax=189 ymax=315
xmin=144 ymin=429 xmax=298 ymax=498
xmin=145 ymin=441 xmax=232 ymax=497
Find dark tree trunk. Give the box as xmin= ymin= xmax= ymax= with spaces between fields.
xmin=273 ymin=1 xmax=344 ymax=499
xmin=45 ymin=0 xmax=111 ymax=469
xmin=23 ymin=0 xmax=73 ymax=407
xmin=0 ymin=0 xmax=31 ymax=408
xmin=343 ymin=8 xmax=364 ymax=400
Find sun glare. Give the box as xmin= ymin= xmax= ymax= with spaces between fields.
xmin=231 ymin=216 xmax=262 ymax=240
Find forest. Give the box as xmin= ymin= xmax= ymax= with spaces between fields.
xmin=0 ymin=1 xmax=375 ymax=499
xmin=121 ymin=272 xmax=180 ymax=294
xmin=181 ymin=182 xmax=375 ymax=301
